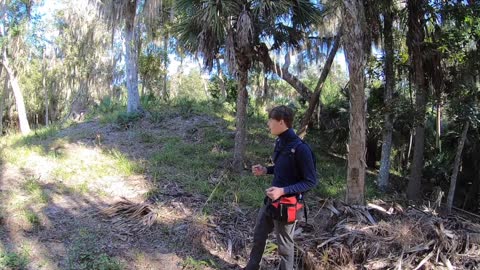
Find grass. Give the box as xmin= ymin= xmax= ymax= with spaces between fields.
xmin=0 ymin=99 xmax=384 ymax=268
xmin=23 ymin=177 xmax=49 ymax=204
xmin=68 ymin=229 xmax=123 ymax=270
xmin=182 ymin=256 xmax=216 ymax=270
xmin=104 ymin=148 xmax=144 ymax=175
xmin=0 ymin=251 xmax=29 ymax=269
xmin=23 ymin=209 xmax=41 ymax=227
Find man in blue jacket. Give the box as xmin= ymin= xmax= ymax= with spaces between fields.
xmin=245 ymin=105 xmax=317 ymax=270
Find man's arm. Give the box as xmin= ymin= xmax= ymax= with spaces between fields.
xmin=283 ymin=144 xmax=317 ymax=194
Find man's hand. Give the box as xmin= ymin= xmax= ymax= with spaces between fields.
xmin=266 ymin=187 xmax=285 ymax=201
xmin=252 ymin=164 xmax=267 ymax=176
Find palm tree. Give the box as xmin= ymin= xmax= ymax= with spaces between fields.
xmin=343 ymin=0 xmax=368 ymax=205
xmin=175 ymin=0 xmax=323 ymax=172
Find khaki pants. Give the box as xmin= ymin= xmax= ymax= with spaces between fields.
xmin=245 ymin=204 xmax=297 ymax=270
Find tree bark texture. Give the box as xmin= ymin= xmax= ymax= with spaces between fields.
xmin=2 ymin=49 xmax=30 ymax=135
xmin=343 ymin=0 xmax=368 ymax=205
xmin=446 ymin=121 xmax=469 ymax=214
xmin=163 ymin=32 xmax=169 ymax=100
xmin=436 ymin=104 xmax=441 ymax=151
xmin=233 ymin=66 xmax=249 ymax=172
xmin=378 ymin=0 xmax=395 ymax=192
xmin=0 ymin=66 xmax=6 ymax=135
xmin=125 ymin=0 xmax=142 ymax=114
xmin=406 ymin=0 xmax=427 ymax=200
xmin=43 ymin=51 xmax=49 ymax=126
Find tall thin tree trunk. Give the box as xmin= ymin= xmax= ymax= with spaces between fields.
xmin=216 ymin=58 xmax=226 ymax=99
xmin=2 ymin=49 xmax=30 ymax=135
xmin=233 ymin=67 xmax=249 ymax=172
xmin=343 ymin=0 xmax=367 ymax=205
xmin=111 ymin=54 xmax=117 ymax=99
xmin=298 ymin=31 xmax=342 ymax=138
xmin=43 ymin=51 xmax=49 ymax=127
xmin=378 ymin=0 xmax=395 ymax=192
xmin=0 ymin=66 xmax=6 ymax=135
xmin=436 ymin=103 xmax=441 ymax=151
xmin=446 ymin=121 xmax=469 ymax=214
xmin=125 ymin=0 xmax=142 ymax=114
xmin=263 ymin=74 xmax=268 ymax=100
xmin=162 ymin=32 xmax=169 ymax=100
xmin=407 ymin=0 xmax=427 ymax=200
xmin=196 ymin=57 xmax=209 ymax=98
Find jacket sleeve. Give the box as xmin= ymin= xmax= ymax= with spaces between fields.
xmin=283 ymin=144 xmax=317 ymax=194
xmin=266 ymin=166 xmax=275 ymax=174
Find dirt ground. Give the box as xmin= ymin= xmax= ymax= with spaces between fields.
xmin=0 ymin=116 xmax=251 ymax=270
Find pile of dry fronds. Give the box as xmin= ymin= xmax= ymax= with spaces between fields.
xmin=296 ymin=199 xmax=480 ymax=270
xmin=101 ymin=197 xmax=158 ymax=232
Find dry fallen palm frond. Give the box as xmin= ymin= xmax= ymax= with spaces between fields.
xmin=292 ymin=198 xmax=480 ymax=270
xmin=101 ymin=197 xmax=158 ymax=231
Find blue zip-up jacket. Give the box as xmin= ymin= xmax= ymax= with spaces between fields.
xmin=266 ymin=128 xmax=317 ymax=194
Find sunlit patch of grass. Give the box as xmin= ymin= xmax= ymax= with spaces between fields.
xmin=23 ymin=177 xmax=49 ymax=204
xmin=104 ymin=149 xmax=144 ymax=175
xmin=8 ymin=193 xmax=30 ymax=212
xmin=51 ymin=165 xmax=76 ymax=182
xmin=1 ymin=146 xmax=44 ymax=167
xmin=72 ymin=181 xmax=90 ymax=195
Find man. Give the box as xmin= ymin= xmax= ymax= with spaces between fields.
xmin=245 ymin=105 xmax=317 ymax=270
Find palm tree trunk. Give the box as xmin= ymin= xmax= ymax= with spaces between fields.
xmin=378 ymin=0 xmax=395 ymax=192
xmin=2 ymin=49 xmax=30 ymax=135
xmin=406 ymin=0 xmax=427 ymax=200
xmin=446 ymin=121 xmax=469 ymax=214
xmin=343 ymin=0 xmax=367 ymax=205
xmin=233 ymin=66 xmax=249 ymax=172
xmin=125 ymin=0 xmax=142 ymax=114
xmin=298 ymin=32 xmax=342 ymax=138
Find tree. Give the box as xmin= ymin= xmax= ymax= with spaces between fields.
xmin=446 ymin=121 xmax=469 ymax=214
xmin=0 ymin=0 xmax=31 ymax=135
xmin=298 ymin=31 xmax=342 ymax=138
xmin=93 ymin=0 xmax=164 ymax=114
xmin=378 ymin=0 xmax=396 ymax=191
xmin=343 ymin=0 xmax=368 ymax=205
xmin=406 ymin=0 xmax=427 ymax=200
xmin=175 ymin=0 xmax=323 ymax=172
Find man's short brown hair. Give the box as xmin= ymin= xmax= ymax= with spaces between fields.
xmin=268 ymin=105 xmax=294 ymax=128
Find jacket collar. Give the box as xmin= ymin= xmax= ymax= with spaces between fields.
xmin=278 ymin=128 xmax=297 ymax=143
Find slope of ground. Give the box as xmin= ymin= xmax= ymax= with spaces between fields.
xmin=1 ymin=102 xmax=478 ymax=270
